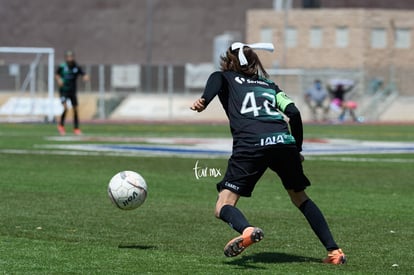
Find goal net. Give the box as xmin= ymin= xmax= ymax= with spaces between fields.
xmin=0 ymin=47 xmax=61 ymax=122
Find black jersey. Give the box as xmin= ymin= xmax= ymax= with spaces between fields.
xmin=56 ymin=62 xmax=85 ymax=95
xmin=202 ymin=71 xmax=303 ymax=152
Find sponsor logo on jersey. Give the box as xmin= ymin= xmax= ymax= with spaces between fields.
xmin=259 ymin=133 xmax=295 ymax=146
xmin=235 ymin=76 xmax=246 ymax=84
xmin=246 ymin=79 xmax=269 ymax=86
xmin=260 ymin=135 xmax=285 ymax=146
xmin=234 ymin=76 xmax=269 ymax=87
xmin=224 ymin=181 xmax=239 ymax=191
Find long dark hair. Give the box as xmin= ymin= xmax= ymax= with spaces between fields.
xmin=220 ymin=46 xmax=269 ymax=78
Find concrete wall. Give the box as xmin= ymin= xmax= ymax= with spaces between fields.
xmin=2 ymin=0 xmax=413 ymax=65
xmin=0 ymin=0 xmax=273 ymax=65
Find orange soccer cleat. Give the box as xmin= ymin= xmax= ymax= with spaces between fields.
xmin=223 ymin=227 xmax=264 ymax=257
xmin=73 ymin=128 xmax=82 ymax=135
xmin=57 ymin=125 xmax=66 ymax=136
xmin=323 ymin=249 xmax=346 ymax=265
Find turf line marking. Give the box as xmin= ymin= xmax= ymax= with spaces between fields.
xmin=0 ymin=149 xmax=226 ymax=159
xmin=306 ymin=156 xmax=414 ymax=163
xmin=2 ymin=149 xmax=414 ymax=163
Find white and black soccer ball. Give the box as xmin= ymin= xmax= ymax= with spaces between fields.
xmin=108 ymin=171 xmax=148 ymax=210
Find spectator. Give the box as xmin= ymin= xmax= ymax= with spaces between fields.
xmin=328 ymin=79 xmax=359 ymax=122
xmin=304 ymin=79 xmax=329 ymax=121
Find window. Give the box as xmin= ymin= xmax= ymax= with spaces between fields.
xmin=273 ymin=0 xmax=293 ymax=10
xmin=260 ymin=27 xmax=273 ymax=44
xmin=371 ymin=28 xmax=387 ymax=49
xmin=285 ymin=27 xmax=297 ymax=48
xmin=309 ymin=27 xmax=323 ymax=48
xmin=395 ymin=28 xmax=411 ymax=49
xmin=335 ymin=27 xmax=348 ymax=48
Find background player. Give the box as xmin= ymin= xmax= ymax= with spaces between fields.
xmin=190 ymin=42 xmax=346 ymax=264
xmin=55 ymin=50 xmax=89 ymax=135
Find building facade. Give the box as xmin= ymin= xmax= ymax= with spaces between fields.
xmin=247 ymin=9 xmax=414 ymax=69
xmin=247 ymin=8 xmax=414 ymax=96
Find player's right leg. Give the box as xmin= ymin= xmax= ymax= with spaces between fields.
xmin=288 ymin=190 xmax=346 ymax=265
xmin=70 ymin=95 xmax=82 ymax=135
xmin=57 ymin=99 xmax=67 ymax=135
xmin=270 ymin=147 xmax=345 ymax=264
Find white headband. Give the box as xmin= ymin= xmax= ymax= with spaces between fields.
xmin=231 ymin=42 xmax=275 ymax=66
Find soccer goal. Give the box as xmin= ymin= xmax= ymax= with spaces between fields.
xmin=0 ymin=47 xmax=61 ymax=122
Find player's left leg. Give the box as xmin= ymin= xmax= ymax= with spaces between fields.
xmin=73 ymin=106 xmax=81 ymax=134
xmin=216 ymin=190 xmax=264 ymax=257
xmin=215 ymin=154 xmax=267 ymax=257
xmin=215 ymin=189 xmax=245 ymax=232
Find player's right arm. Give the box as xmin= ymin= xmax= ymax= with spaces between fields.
xmin=55 ymin=66 xmax=64 ymax=87
xmin=284 ymin=103 xmax=304 ymax=153
xmin=274 ymin=87 xmax=304 ymax=153
xmin=190 ymin=71 xmax=223 ymax=112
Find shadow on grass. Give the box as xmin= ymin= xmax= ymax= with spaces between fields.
xmin=118 ymin=244 xmax=157 ymax=250
xmin=225 ymin=252 xmax=320 ymax=269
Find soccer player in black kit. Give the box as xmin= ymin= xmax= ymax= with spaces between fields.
xmin=191 ymin=42 xmax=346 ymax=264
xmin=55 ymin=50 xmax=89 ymax=135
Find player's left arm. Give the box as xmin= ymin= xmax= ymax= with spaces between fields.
xmin=82 ymin=74 xmax=90 ymax=82
xmin=78 ymin=65 xmax=90 ymax=82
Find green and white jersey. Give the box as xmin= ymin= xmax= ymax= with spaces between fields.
xmin=202 ymin=71 xmax=298 ymax=151
xmin=56 ymin=61 xmax=85 ymax=95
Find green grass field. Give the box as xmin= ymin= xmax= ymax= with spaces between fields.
xmin=0 ymin=123 xmax=413 ymax=274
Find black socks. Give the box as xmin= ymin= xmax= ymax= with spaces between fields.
xmin=74 ymin=109 xmax=79 ymax=129
xmin=60 ymin=109 xmax=67 ymax=126
xmin=218 ymin=200 xmax=339 ymax=251
xmin=219 ymin=205 xmax=251 ymax=234
xmin=61 ymin=109 xmax=79 ymax=129
xmin=299 ymin=199 xmax=339 ymax=251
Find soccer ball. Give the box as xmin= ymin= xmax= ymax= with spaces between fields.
xmin=107 ymin=171 xmax=148 ymax=210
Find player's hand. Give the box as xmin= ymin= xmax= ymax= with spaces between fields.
xmin=299 ymin=153 xmax=305 ymax=162
xmin=190 ymin=98 xmax=206 ymax=112
xmin=57 ymin=79 xmax=64 ymax=87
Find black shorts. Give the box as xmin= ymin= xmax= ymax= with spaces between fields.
xmin=60 ymin=92 xmax=78 ymax=107
xmin=217 ymin=145 xmax=311 ymax=197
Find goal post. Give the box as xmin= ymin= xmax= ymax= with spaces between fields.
xmin=0 ymin=47 xmax=56 ymax=122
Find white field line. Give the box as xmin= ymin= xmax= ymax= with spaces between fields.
xmin=1 ymin=136 xmax=414 ymax=160
xmin=306 ymin=156 xmax=414 ymax=163
xmin=1 ymin=148 xmax=414 ymax=163
xmin=0 ymin=148 xmax=225 ymax=159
